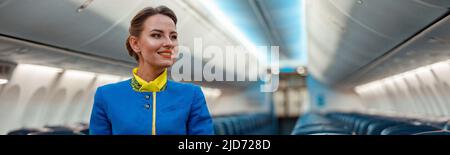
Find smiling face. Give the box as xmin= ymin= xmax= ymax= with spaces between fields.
xmin=129 ymin=14 xmax=178 ymax=69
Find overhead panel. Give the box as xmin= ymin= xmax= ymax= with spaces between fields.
xmin=349 ymin=14 xmax=450 ymax=86
xmin=0 ymin=0 xmax=144 ymax=63
xmin=306 ymin=0 xmax=448 ymax=86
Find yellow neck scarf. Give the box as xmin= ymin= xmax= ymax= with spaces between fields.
xmin=131 ymin=67 xmax=167 ymax=135
xmin=132 ymin=67 xmax=167 ymax=92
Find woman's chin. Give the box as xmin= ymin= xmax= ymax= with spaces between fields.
xmin=157 ymin=61 xmax=174 ymax=68
xmin=146 ymin=59 xmax=175 ymax=68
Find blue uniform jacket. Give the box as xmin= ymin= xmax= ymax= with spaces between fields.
xmin=89 ymin=79 xmax=214 ymax=135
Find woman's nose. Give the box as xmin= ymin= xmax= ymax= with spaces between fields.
xmin=162 ymin=36 xmax=175 ymax=48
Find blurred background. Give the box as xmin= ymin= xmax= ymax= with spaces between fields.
xmin=1 ymin=0 xmax=450 ymax=135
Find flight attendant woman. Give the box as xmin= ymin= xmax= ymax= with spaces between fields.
xmin=89 ymin=6 xmax=214 ymax=135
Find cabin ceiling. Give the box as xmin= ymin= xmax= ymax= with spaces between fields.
xmin=305 ymin=0 xmax=450 ymax=88
xmin=1 ymin=0 xmax=450 ymax=89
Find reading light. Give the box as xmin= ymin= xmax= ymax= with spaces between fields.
xmin=77 ymin=0 xmax=94 ymax=13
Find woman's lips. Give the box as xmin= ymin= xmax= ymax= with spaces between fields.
xmin=157 ymin=50 xmax=173 ymax=59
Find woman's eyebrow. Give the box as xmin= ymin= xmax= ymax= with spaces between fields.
xmin=150 ymin=29 xmax=177 ymax=34
xmin=150 ymin=29 xmax=164 ymax=33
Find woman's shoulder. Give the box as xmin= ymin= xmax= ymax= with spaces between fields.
xmin=167 ymin=80 xmax=202 ymax=91
xmin=97 ymin=79 xmax=132 ymax=92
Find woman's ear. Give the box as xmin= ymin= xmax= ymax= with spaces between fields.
xmin=129 ymin=36 xmax=141 ymax=53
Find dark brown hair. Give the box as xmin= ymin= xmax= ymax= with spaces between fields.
xmin=125 ymin=6 xmax=177 ymax=61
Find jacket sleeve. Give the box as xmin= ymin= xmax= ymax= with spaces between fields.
xmin=89 ymin=87 xmax=112 ymax=135
xmin=187 ymin=86 xmax=215 ymax=135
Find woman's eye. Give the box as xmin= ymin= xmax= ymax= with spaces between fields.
xmin=171 ymin=35 xmax=178 ymax=40
xmin=151 ymin=34 xmax=161 ymax=39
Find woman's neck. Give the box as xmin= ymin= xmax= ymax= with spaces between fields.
xmin=136 ymin=63 xmax=164 ymax=82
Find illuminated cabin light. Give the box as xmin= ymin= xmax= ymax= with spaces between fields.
xmin=201 ymin=86 xmax=222 ymax=99
xmin=65 ymin=69 xmax=96 ymax=79
xmin=19 ymin=64 xmax=63 ymax=73
xmin=19 ymin=64 xmax=123 ymax=81
xmin=0 ymin=79 xmax=8 ymax=85
xmin=296 ymin=66 xmax=306 ymax=75
xmin=357 ymin=0 xmax=364 ymax=5
xmin=355 ymin=58 xmax=450 ymax=94
xmin=96 ymin=73 xmax=122 ymax=81
xmin=198 ymin=0 xmax=268 ymax=65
